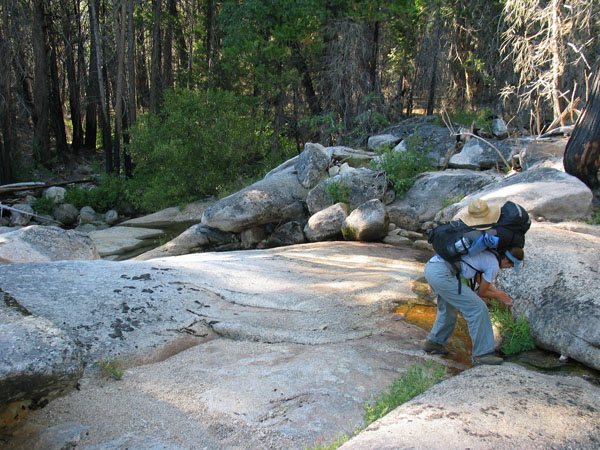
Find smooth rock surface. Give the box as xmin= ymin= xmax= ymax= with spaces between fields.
xmin=0 ymin=226 xmax=99 ymax=263
xmin=88 ymin=226 xmax=164 ymax=258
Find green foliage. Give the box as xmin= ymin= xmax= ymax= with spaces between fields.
xmin=303 ymin=434 xmax=351 ymax=450
xmin=583 ymin=208 xmax=600 ymax=225
xmin=370 ymin=133 xmax=432 ymax=197
xmin=489 ymin=301 xmax=536 ymax=356
xmin=32 ymin=196 xmax=57 ymax=215
xmin=446 ymin=107 xmax=495 ymax=133
xmin=441 ymin=193 xmax=465 ymax=208
xmin=94 ymin=358 xmax=125 ymax=380
xmin=127 ymin=88 xmax=270 ymax=212
xmin=64 ymin=175 xmax=129 ymax=213
xmin=363 ymin=362 xmax=446 ymax=425
xmin=325 ymin=177 xmax=351 ymax=204
xmin=306 ymin=361 xmax=446 ymax=450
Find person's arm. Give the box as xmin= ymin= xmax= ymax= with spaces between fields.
xmin=477 ymin=279 xmax=513 ymax=306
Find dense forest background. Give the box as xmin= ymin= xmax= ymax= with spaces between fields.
xmin=0 ymin=0 xmax=598 ymax=210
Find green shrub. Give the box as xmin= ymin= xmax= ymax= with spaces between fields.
xmin=490 ymin=301 xmax=536 ymax=355
xmin=94 ymin=358 xmax=125 ymax=380
xmin=127 ymin=88 xmax=271 ymax=212
xmin=363 ymin=361 xmax=446 ymax=424
xmin=325 ymin=177 xmax=351 ymax=204
xmin=584 ymin=208 xmax=600 ymax=225
xmin=370 ymin=133 xmax=432 ymax=197
xmin=445 ymin=107 xmax=495 ymax=133
xmin=306 ymin=362 xmax=446 ymax=450
xmin=32 ymin=196 xmax=57 ymax=215
xmin=64 ymin=174 xmax=129 ymax=213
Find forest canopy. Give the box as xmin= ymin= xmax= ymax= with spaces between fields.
xmin=0 ymin=0 xmax=598 ymax=203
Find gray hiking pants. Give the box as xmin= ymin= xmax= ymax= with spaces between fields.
xmin=424 ymin=260 xmax=495 ymax=358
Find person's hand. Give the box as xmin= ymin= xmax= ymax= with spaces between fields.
xmin=496 ymin=291 xmax=513 ymax=307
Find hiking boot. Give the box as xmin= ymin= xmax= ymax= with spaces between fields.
xmin=472 ymin=353 xmax=503 ymax=366
xmin=423 ymin=340 xmax=449 ymax=355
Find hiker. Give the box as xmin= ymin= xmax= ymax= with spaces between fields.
xmin=423 ymin=199 xmax=525 ymax=366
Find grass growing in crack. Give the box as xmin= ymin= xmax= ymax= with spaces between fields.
xmin=304 ymin=361 xmax=446 ymax=449
xmin=489 ymin=300 xmax=536 ymax=355
xmin=94 ymin=358 xmax=125 ymax=380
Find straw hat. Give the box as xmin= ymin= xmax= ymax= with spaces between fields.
xmin=459 ymin=199 xmax=501 ymax=226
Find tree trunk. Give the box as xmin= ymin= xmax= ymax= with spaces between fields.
xmin=90 ymin=0 xmax=113 ymax=173
xmin=136 ymin=29 xmax=150 ymax=109
xmin=61 ymin=0 xmax=84 ymax=152
xmin=0 ymin=3 xmax=14 ymax=184
xmin=113 ymin=0 xmax=127 ymax=174
xmin=206 ymin=0 xmax=217 ymax=75
xmin=85 ymin=9 xmax=99 ymax=151
xmin=126 ymin=0 xmax=136 ymax=126
xmin=163 ymin=0 xmax=175 ymax=90
xmin=32 ymin=0 xmax=51 ymax=164
xmin=564 ymin=66 xmax=600 ymax=189
xmin=49 ymin=32 xmax=69 ymax=154
xmin=149 ymin=0 xmax=162 ymax=113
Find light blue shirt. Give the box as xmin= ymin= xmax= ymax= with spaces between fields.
xmin=430 ymin=251 xmax=500 ymax=283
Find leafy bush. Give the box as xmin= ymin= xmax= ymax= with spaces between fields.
xmin=370 ymin=133 xmax=432 ymax=197
xmin=325 ymin=177 xmax=351 ymax=204
xmin=127 ymin=88 xmax=271 ymax=212
xmin=444 ymin=107 xmax=495 ymax=133
xmin=363 ymin=361 xmax=446 ymax=424
xmin=490 ymin=301 xmax=536 ymax=355
xmin=32 ymin=196 xmax=56 ymax=215
xmin=64 ymin=174 xmax=129 ymax=213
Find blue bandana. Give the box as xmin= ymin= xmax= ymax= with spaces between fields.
xmin=505 ymin=250 xmax=522 ymax=273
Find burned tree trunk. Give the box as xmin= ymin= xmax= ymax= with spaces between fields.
xmin=564 ymin=67 xmax=600 ymax=189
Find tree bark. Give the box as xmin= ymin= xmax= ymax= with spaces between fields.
xmin=564 ymin=66 xmax=600 ymax=189
xmin=113 ymin=0 xmax=127 ymax=174
xmin=0 ymin=1 xmax=14 ymax=183
xmin=32 ymin=0 xmax=51 ymax=164
xmin=90 ymin=0 xmax=113 ymax=173
xmin=61 ymin=0 xmax=84 ymax=152
xmin=149 ymin=0 xmax=163 ymax=113
xmin=49 ymin=31 xmax=69 ymax=154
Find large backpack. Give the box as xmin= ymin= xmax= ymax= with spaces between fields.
xmin=427 ymin=201 xmax=530 ymax=291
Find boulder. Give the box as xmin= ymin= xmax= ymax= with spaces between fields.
xmin=367 ymin=134 xmax=401 ymax=151
xmin=391 ymin=169 xmax=501 ymax=223
xmin=380 ymin=116 xmax=457 ymax=167
xmin=306 ymin=168 xmax=388 ymax=215
xmin=201 ymin=164 xmax=309 ymax=233
xmin=9 ymin=203 xmax=33 ymax=226
xmin=326 ymin=146 xmax=376 ymax=168
xmin=0 ymin=305 xmax=83 ymax=408
xmin=517 ymin=136 xmax=568 ymax=170
xmin=53 ymin=203 xmax=79 ymax=226
xmin=120 ymin=199 xmax=213 ymax=228
xmin=294 ymin=142 xmax=331 ymax=189
xmin=88 ymin=226 xmax=164 ymax=259
xmin=79 ymin=206 xmax=99 ymax=225
xmin=438 ymin=167 xmax=593 ymax=223
xmin=241 ymin=226 xmax=266 ymax=249
xmin=341 ymin=364 xmax=600 ymax=450
xmin=448 ymin=137 xmax=517 ymax=170
xmin=497 ymin=222 xmax=600 ymax=371
xmin=265 ymin=221 xmax=306 ymax=248
xmin=0 ymin=226 xmax=99 ymax=263
xmin=43 ymin=186 xmax=67 ymax=204
xmin=386 ymin=204 xmax=420 ymax=232
xmin=342 ymin=199 xmax=389 ymax=241
xmin=104 ymin=209 xmax=119 ymax=226
xmin=491 ymin=117 xmax=509 ymax=138
xmin=134 ymin=224 xmax=237 ymax=260
xmin=304 ymin=203 xmax=348 ymax=242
